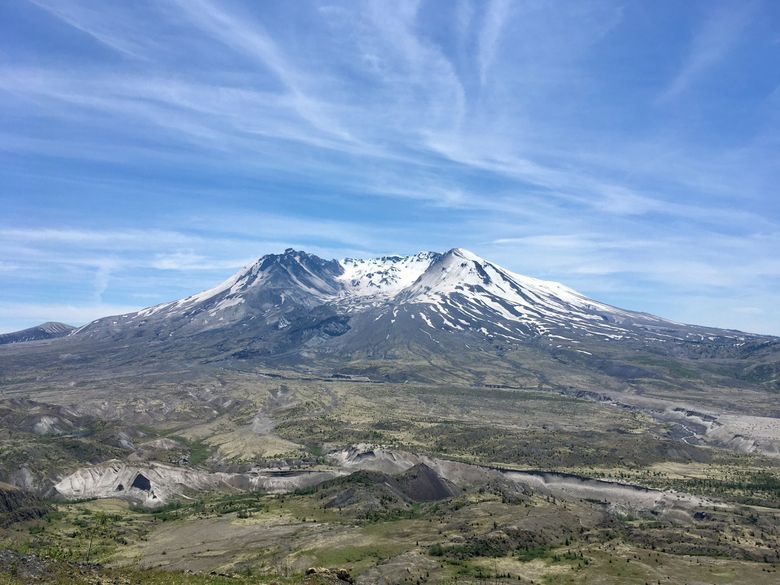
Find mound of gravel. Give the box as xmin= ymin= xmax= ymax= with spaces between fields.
xmin=314 ymin=462 xmax=457 ymax=516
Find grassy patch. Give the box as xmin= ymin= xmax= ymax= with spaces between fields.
xmin=171 ymin=435 xmax=211 ymax=465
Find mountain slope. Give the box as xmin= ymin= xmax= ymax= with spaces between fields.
xmin=376 ymin=247 xmax=669 ymax=343
xmin=0 ymin=322 xmax=74 ymax=345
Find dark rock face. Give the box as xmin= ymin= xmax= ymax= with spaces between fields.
xmin=0 ymin=483 xmax=50 ymax=527
xmin=0 ymin=550 xmax=51 ymax=581
xmin=130 ymin=473 xmax=151 ymax=491
xmin=396 ymin=463 xmax=457 ymax=502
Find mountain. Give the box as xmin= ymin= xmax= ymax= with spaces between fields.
xmin=72 ymin=247 xmax=762 ymax=349
xmin=47 ymin=247 xmax=775 ymax=391
xmin=0 ymin=322 xmax=75 ymax=346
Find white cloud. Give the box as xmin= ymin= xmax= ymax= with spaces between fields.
xmin=151 ymin=251 xmax=249 ymax=271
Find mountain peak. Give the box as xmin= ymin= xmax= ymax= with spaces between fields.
xmin=259 ymin=248 xmax=335 ymax=269
xmin=444 ymin=247 xmax=483 ymax=262
xmin=38 ymin=321 xmax=75 ymax=333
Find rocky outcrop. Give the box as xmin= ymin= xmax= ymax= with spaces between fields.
xmin=305 ymin=567 xmax=354 ymax=584
xmin=0 ymin=482 xmax=49 ymax=527
xmin=53 ymin=461 xmax=342 ymax=507
xmin=396 ymin=463 xmax=458 ymax=501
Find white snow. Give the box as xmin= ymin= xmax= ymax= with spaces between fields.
xmin=419 ymin=312 xmax=434 ymax=328
xmin=337 ymin=252 xmax=438 ymax=299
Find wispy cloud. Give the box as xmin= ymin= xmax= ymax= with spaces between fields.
xmin=477 ymin=0 xmax=510 ymax=87
xmin=150 ymin=251 xmax=247 ymax=271
xmin=92 ymin=259 xmax=114 ymax=303
xmin=658 ymin=2 xmax=755 ymax=102
xmin=171 ymin=0 xmax=355 ymax=141
xmin=27 ymin=0 xmax=151 ymax=58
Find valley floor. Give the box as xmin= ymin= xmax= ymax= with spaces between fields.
xmin=2 ymin=482 xmax=779 ymax=584
xmin=1 ymin=369 xmax=779 ymax=583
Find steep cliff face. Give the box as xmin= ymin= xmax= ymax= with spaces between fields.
xmin=0 ymin=482 xmax=49 ymax=526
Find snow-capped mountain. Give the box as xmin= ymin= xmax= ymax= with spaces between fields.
xmin=6 ymin=247 xmax=777 ymax=391
xmin=74 ymin=247 xmax=758 ymax=357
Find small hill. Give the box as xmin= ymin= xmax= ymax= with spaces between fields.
xmin=0 ymin=322 xmax=74 ymax=345
xmin=312 ymin=464 xmax=458 ymax=517
xmin=395 ymin=463 xmax=459 ymax=501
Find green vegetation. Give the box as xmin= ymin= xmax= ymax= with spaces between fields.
xmin=1 ymin=369 xmax=779 ymax=583
xmin=170 ymin=435 xmax=212 ymax=466
xmin=1 ymin=461 xmax=778 ymax=584
xmin=628 ymin=355 xmax=701 ymax=379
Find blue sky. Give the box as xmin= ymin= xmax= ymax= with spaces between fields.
xmin=1 ymin=0 xmax=779 ymax=334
